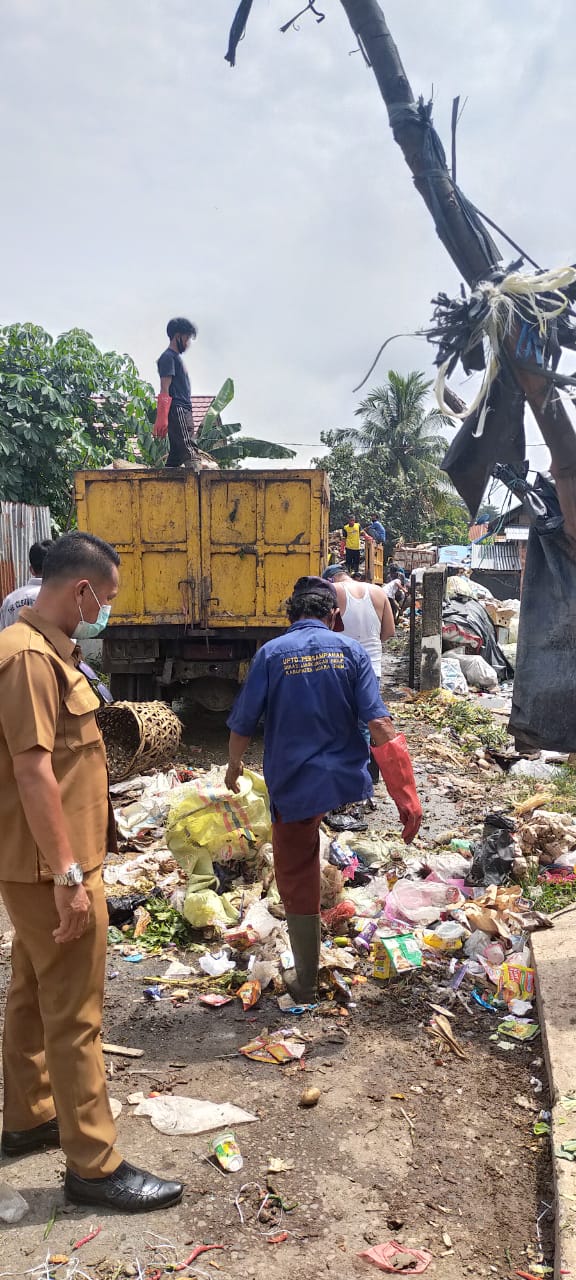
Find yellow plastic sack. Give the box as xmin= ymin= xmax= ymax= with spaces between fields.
xmin=166 ymin=769 xmax=272 ymax=864
xmin=182 ymin=887 xmax=238 ymax=929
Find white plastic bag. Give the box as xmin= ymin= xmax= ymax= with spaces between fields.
xmin=441 ymin=657 xmax=469 ymax=695
xmin=451 ymin=653 xmax=498 ymax=691
xmin=133 ymin=1095 xmax=258 ymax=1135
xmin=242 ymin=899 xmax=279 ymax=940
xmin=0 ymin=1183 xmax=29 ymax=1223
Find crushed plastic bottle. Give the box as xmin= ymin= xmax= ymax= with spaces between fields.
xmin=0 ymin=1183 xmax=29 ymax=1223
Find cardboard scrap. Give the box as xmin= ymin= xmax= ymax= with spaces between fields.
xmin=239 ymin=1028 xmax=306 ymax=1065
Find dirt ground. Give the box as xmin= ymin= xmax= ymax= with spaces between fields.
xmin=0 ymin=649 xmax=555 ymax=1278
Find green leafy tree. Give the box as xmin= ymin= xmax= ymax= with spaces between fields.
xmin=0 ymin=323 xmax=157 ymax=526
xmin=196 ymin=378 xmax=296 ymax=466
xmin=333 ymin=370 xmax=452 ymax=498
xmin=314 ymin=437 xmax=468 ymax=547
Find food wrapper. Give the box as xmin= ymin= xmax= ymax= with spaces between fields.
xmin=497 ymin=1017 xmax=540 ymax=1042
xmin=225 ymin=926 xmax=260 ymax=952
xmin=373 ymin=931 xmax=423 ymax=981
xmin=239 ymin=1030 xmax=306 ymax=1064
xmin=237 ymin=980 xmax=261 ymax=1011
xmin=497 ymin=963 xmax=535 ymax=1006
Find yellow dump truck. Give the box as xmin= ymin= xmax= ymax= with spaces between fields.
xmin=75 ymin=467 xmax=330 ymax=709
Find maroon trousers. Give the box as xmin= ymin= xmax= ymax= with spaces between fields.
xmin=272 ymin=813 xmax=323 ymax=915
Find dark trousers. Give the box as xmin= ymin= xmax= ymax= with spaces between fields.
xmin=345 ymin=549 xmax=360 ymax=573
xmin=166 ymin=404 xmax=198 ymax=467
xmin=272 ymin=813 xmax=323 ymax=914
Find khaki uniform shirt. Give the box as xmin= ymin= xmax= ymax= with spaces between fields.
xmin=0 ymin=607 xmax=110 ymax=883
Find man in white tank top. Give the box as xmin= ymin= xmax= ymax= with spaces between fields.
xmin=322 ymin=566 xmax=395 ymax=678
xmin=323 ymin=566 xmax=395 ymax=783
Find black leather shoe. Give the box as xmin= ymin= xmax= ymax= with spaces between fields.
xmin=1 ymin=1117 xmax=60 ymax=1157
xmin=65 ymin=1160 xmax=184 ymax=1213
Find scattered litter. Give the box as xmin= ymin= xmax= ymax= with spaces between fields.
xmin=497 ymin=1019 xmax=540 ymax=1042
xmin=239 ymin=1030 xmax=306 ymax=1065
xmin=429 ymin=1014 xmax=468 ymax=1060
xmin=373 ymin=932 xmax=423 ymax=981
xmin=200 ymin=994 xmax=234 ymax=1008
xmin=0 ymin=1182 xmax=29 ymax=1223
xmin=358 ymin=1240 xmax=433 ymax=1273
xmin=267 ymin=1158 xmax=295 ymax=1174
xmin=237 ymin=979 xmax=262 ymax=1010
xmin=73 ymin=1224 xmax=102 ymax=1250
xmin=164 ymin=959 xmax=192 ymax=978
xmin=133 ymin=1094 xmax=258 ymax=1135
xmin=210 ymin=1130 xmax=243 ymax=1172
xmin=200 ymin=950 xmax=236 ymax=977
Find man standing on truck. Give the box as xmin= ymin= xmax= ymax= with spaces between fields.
xmin=154 ymin=317 xmax=200 ymax=469
xmin=225 ymin=575 xmax=422 ymax=1004
xmin=0 ymin=531 xmax=183 ymax=1214
xmin=342 ymin=515 xmax=362 ymax=575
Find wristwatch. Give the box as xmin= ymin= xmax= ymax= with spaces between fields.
xmin=53 ymin=863 xmax=84 ymax=887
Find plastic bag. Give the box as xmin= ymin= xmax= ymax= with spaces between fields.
xmin=509 ymin=757 xmax=561 ymax=781
xmin=184 ymin=888 xmax=238 ymax=929
xmin=464 ymin=929 xmax=505 ymax=965
xmin=428 ymin=852 xmax=471 ymax=882
xmin=441 ymin=656 xmax=469 ymax=695
xmin=451 ymin=652 xmax=498 ymax=691
xmin=384 ymin=878 xmax=463 ymax=927
xmin=0 ymin=1183 xmax=29 ymax=1224
xmin=133 ymin=1094 xmax=258 ymax=1135
xmin=423 ymin=920 xmax=467 ymax=952
xmin=166 ymin=769 xmax=271 ymax=863
xmin=242 ymin=899 xmax=279 ymax=940
xmin=468 ymin=814 xmax=518 ymax=886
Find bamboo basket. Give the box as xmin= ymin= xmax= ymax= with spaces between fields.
xmin=97 ymin=701 xmax=182 ymax=782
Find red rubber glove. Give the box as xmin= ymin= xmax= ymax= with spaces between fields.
xmin=371 ymin=733 xmax=422 ymax=843
xmin=153 ymin=393 xmax=171 ymax=439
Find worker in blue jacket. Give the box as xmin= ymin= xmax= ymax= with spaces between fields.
xmin=225 ymin=576 xmax=421 ymax=1004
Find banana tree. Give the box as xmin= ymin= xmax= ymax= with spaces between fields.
xmin=197 ymin=378 xmax=296 ymax=467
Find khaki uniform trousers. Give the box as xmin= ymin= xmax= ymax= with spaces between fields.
xmin=0 ymin=866 xmax=121 ymax=1178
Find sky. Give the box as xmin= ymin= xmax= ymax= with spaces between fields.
xmin=2 ymin=0 xmax=576 ymax=494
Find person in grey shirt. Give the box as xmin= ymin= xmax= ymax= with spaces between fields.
xmin=0 ymin=540 xmax=52 ymax=630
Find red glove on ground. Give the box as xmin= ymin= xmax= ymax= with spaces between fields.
xmin=153 ymin=393 xmax=171 ymax=439
xmin=371 ymin=733 xmax=422 ymax=843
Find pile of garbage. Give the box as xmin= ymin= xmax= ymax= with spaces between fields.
xmin=442 ymin=575 xmax=519 ymax=690
xmin=102 ymin=762 xmax=574 ymax=1044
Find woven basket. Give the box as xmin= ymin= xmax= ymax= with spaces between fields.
xmin=97 ymin=701 xmax=182 ymax=783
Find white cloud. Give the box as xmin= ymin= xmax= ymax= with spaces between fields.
xmin=1 ymin=0 xmax=575 ymax=480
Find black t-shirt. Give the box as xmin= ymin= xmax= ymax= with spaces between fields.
xmin=157 ymin=346 xmax=192 ymax=407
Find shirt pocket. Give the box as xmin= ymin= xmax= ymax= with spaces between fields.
xmin=63 ymin=680 xmax=102 ymax=750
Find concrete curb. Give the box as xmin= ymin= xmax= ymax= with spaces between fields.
xmin=532 ymin=905 xmax=576 ymax=1280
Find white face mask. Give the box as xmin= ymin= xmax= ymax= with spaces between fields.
xmin=72 ymin=583 xmax=112 ymax=640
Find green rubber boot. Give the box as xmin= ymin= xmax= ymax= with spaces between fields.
xmin=283 ymin=914 xmax=321 ymax=1005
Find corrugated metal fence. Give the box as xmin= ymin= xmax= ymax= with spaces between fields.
xmin=0 ymin=502 xmax=52 ymax=598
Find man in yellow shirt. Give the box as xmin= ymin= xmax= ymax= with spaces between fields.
xmin=342 ymin=515 xmax=361 ymax=575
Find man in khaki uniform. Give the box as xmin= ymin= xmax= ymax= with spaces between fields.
xmin=0 ymin=531 xmax=183 ymax=1212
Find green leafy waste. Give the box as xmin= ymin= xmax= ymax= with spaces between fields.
xmin=131 ymin=896 xmax=197 ymax=950
xmin=442 ymin=699 xmax=508 ymax=751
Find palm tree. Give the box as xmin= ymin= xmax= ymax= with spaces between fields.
xmin=196 ymin=379 xmax=296 ymax=468
xmin=340 ymin=371 xmax=451 ymax=487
